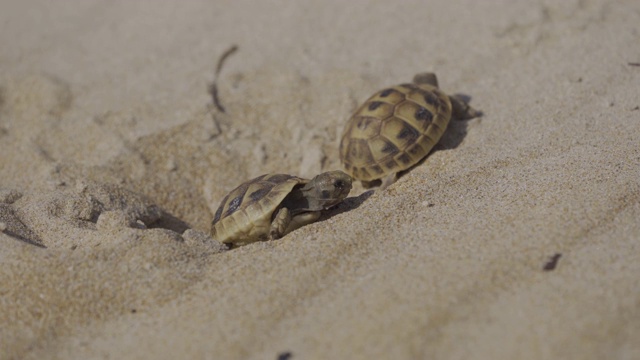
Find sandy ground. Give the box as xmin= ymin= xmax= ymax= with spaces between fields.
xmin=1 ymin=0 xmax=639 ymax=359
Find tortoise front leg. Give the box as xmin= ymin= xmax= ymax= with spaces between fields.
xmin=270 ymin=207 xmax=292 ymax=240
xmin=449 ymin=95 xmax=481 ymax=120
xmin=285 ymin=211 xmax=321 ymax=234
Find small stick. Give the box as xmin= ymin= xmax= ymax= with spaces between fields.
xmin=208 ymin=45 xmax=239 ymax=113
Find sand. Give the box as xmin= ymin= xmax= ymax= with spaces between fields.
xmin=1 ymin=0 xmax=639 ymax=359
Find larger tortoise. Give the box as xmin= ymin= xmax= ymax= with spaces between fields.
xmin=211 ymin=171 xmax=352 ymax=247
xmin=339 ymin=72 xmax=480 ymax=189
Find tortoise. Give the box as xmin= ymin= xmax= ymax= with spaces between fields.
xmin=211 ymin=171 xmax=352 ymax=247
xmin=339 ymin=72 xmax=481 ymax=189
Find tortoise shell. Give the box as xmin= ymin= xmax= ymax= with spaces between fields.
xmin=339 ymin=81 xmax=453 ymax=182
xmin=211 ymin=174 xmax=307 ymax=245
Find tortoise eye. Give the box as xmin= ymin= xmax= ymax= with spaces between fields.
xmin=334 ymin=180 xmax=344 ymax=188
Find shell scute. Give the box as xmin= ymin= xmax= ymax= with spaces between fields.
xmin=357 ymin=100 xmax=395 ymax=119
xmin=353 ymin=116 xmax=382 ymax=138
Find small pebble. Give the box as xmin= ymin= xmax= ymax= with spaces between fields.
xmin=165 ymin=157 xmax=178 ymax=171
xmin=135 ymin=220 xmax=147 ymax=229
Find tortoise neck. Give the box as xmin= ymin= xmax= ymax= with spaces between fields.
xmin=279 ymin=185 xmax=313 ymax=215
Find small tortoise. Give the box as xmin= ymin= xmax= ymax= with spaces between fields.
xmin=211 ymin=171 xmax=352 ymax=247
xmin=339 ymin=72 xmax=480 ymax=189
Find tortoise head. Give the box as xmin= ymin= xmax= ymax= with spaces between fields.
xmin=304 ymin=170 xmax=352 ymax=210
xmin=412 ymin=72 xmax=439 ymax=88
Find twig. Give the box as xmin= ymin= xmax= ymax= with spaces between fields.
xmin=208 ymin=45 xmax=239 ymax=113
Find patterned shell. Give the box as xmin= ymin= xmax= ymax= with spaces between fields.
xmin=211 ymin=174 xmax=308 ymax=244
xmin=339 ymin=82 xmax=453 ymax=181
